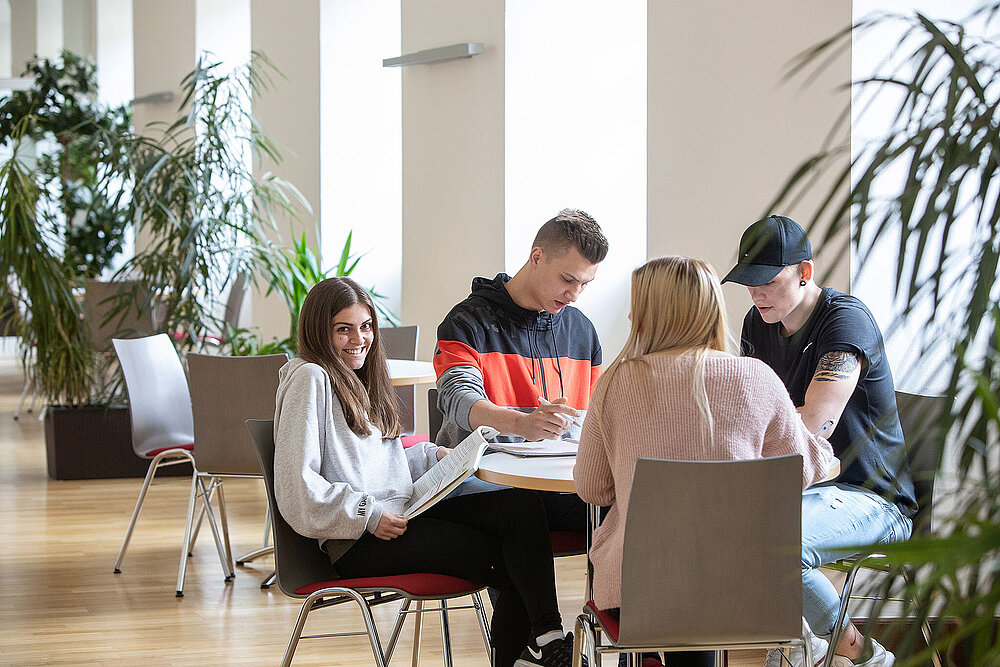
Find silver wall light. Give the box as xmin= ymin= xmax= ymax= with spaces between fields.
xmin=383 ymin=42 xmax=483 ymax=68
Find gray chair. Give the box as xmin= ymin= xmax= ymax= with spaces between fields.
xmin=112 ymin=334 xmax=230 ymax=597
xmin=187 ymin=352 xmax=287 ymax=580
xmin=381 ymin=325 xmax=419 ymax=435
xmin=245 ymin=419 xmax=492 ymax=667
xmin=574 ymin=455 xmax=814 ymax=667
xmin=821 ymin=392 xmax=948 ymax=667
xmin=428 ymin=387 xmax=444 ymax=441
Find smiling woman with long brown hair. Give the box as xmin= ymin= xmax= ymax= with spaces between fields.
xmin=273 ymin=276 xmax=576 ymax=667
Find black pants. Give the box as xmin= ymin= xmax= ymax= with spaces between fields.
xmin=333 ymin=488 xmax=562 ymax=667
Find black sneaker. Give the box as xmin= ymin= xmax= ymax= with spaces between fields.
xmin=514 ymin=632 xmax=575 ymax=667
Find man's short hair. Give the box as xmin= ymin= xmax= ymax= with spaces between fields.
xmin=532 ymin=208 xmax=609 ymax=264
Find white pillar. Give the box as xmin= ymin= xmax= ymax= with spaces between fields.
xmin=62 ymin=0 xmax=94 ymax=59
xmin=647 ymin=1 xmax=852 ymax=332
xmin=250 ymin=0 xmax=322 ymax=342
xmin=400 ymin=0 xmax=506 ymax=362
xmin=132 ymin=0 xmax=195 ymax=133
xmin=9 ymin=0 xmax=36 ymax=75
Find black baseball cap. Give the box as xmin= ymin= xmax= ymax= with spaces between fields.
xmin=721 ymin=215 xmax=812 ymax=287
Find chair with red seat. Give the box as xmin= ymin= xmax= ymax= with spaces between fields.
xmin=112 ymin=333 xmax=231 ymax=596
xmin=573 ymin=455 xmax=814 ymax=667
xmin=245 ymin=418 xmax=492 ymax=667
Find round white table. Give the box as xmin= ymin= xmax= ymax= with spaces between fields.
xmin=474 ymin=452 xmax=840 ymax=494
xmin=386 ymin=359 xmax=436 ymax=387
xmin=474 ymin=452 xmax=576 ymax=493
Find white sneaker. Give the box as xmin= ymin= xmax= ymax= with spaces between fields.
xmin=830 ymin=638 xmax=895 ymax=667
xmin=764 ymin=633 xmax=829 ymax=667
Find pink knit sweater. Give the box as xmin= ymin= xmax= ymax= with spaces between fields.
xmin=573 ymin=350 xmax=834 ymax=610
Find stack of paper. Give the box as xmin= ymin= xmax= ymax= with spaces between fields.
xmin=490 ymin=439 xmax=579 ymax=457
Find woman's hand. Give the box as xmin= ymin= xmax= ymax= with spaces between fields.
xmin=436 ymin=447 xmax=449 ymax=461
xmin=374 ymin=512 xmax=408 ymax=540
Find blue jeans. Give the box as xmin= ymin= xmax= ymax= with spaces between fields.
xmin=801 ymin=483 xmax=912 ymax=637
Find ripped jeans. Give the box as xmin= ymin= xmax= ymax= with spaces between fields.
xmin=801 ymin=483 xmax=912 ymax=637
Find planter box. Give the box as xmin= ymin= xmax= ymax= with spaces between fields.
xmin=44 ymin=405 xmax=190 ymax=480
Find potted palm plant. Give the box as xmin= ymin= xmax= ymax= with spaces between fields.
xmin=1 ymin=51 xmax=306 ymax=479
xmin=769 ymin=3 xmax=999 ymax=663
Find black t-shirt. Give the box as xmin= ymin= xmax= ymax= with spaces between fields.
xmin=741 ymin=288 xmax=917 ymax=518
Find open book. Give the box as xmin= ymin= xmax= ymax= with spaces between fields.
xmin=403 ymin=426 xmax=499 ymax=518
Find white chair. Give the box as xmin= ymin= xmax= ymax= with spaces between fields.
xmin=112 ymin=333 xmax=231 ymax=597
xmin=574 ymin=455 xmax=814 ymax=666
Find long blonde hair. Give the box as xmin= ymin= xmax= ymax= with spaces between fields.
xmin=600 ymin=256 xmax=729 ymax=446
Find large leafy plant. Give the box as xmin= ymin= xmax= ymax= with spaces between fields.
xmin=0 ymin=50 xmax=131 ymax=278
xmin=769 ymin=3 xmax=1000 ymax=663
xmin=0 ymin=123 xmax=94 ymax=406
xmin=119 ymin=51 xmax=305 ymax=352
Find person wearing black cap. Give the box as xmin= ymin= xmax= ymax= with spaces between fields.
xmin=723 ymin=215 xmax=916 ymax=667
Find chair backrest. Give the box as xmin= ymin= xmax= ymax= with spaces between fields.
xmin=380 ymin=324 xmax=418 ymax=359
xmin=188 ymin=353 xmax=287 ymax=475
xmin=221 ymin=273 xmax=248 ymax=331
xmin=428 ymin=387 xmax=443 ymax=442
xmin=85 ymin=279 xmax=157 ymax=352
xmin=246 ymin=419 xmax=339 ymax=596
xmin=113 ymin=334 xmax=194 ymax=457
xmin=381 ymin=325 xmax=419 ymax=435
xmin=618 ymin=455 xmax=803 ymax=647
xmin=895 ymin=391 xmax=948 ymax=536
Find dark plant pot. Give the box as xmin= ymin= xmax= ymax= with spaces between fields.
xmin=44 ymin=405 xmax=190 ymax=480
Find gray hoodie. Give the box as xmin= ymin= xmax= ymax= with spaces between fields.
xmin=273 ymin=358 xmax=439 ymax=554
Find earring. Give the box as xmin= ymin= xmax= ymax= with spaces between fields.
xmin=799 ymin=280 xmax=807 ymax=287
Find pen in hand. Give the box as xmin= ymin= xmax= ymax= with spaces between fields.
xmin=538 ymin=396 xmax=583 ymax=428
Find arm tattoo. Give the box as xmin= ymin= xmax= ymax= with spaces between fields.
xmin=813 ymin=351 xmax=860 ymax=382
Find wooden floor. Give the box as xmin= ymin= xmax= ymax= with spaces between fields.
xmin=0 ymin=356 xmax=763 ymax=666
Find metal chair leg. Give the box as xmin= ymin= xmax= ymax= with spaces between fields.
xmin=195 ymin=476 xmax=234 ymax=581
xmin=281 ymin=588 xmax=388 ymax=667
xmin=214 ymin=477 xmax=234 ymax=576
xmin=411 ymin=599 xmax=424 ymax=667
xmin=114 ymin=450 xmax=194 ymax=574
xmin=176 ymin=463 xmax=201 ymax=597
xmin=823 ymin=558 xmax=867 ymax=667
xmin=440 ymin=599 xmax=454 ymax=667
xmin=472 ymin=591 xmax=492 ymax=664
xmin=385 ymin=598 xmax=412 ymax=663
xmin=13 ymin=375 xmax=33 ymax=420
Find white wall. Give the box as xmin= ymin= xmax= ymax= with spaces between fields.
xmin=132 ymin=0 xmax=195 ymax=134
xmin=648 ymin=1 xmax=852 ymax=342
xmin=400 ymin=0 xmax=506 ymax=362
xmin=10 ymin=0 xmax=37 ymax=74
xmin=250 ymin=0 xmax=322 ymax=342
xmin=321 ymin=0 xmax=402 ymax=316
xmin=505 ymin=0 xmax=646 ymax=362
xmin=95 ymin=0 xmax=131 ymax=106
xmin=35 ymin=0 xmax=60 ymax=59
xmin=0 ymin=1 xmax=10 ymax=76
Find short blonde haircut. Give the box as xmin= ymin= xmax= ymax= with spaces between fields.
xmin=601 ymin=256 xmax=729 ymax=447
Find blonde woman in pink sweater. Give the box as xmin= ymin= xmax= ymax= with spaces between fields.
xmin=574 ymin=256 xmax=834 ymax=667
